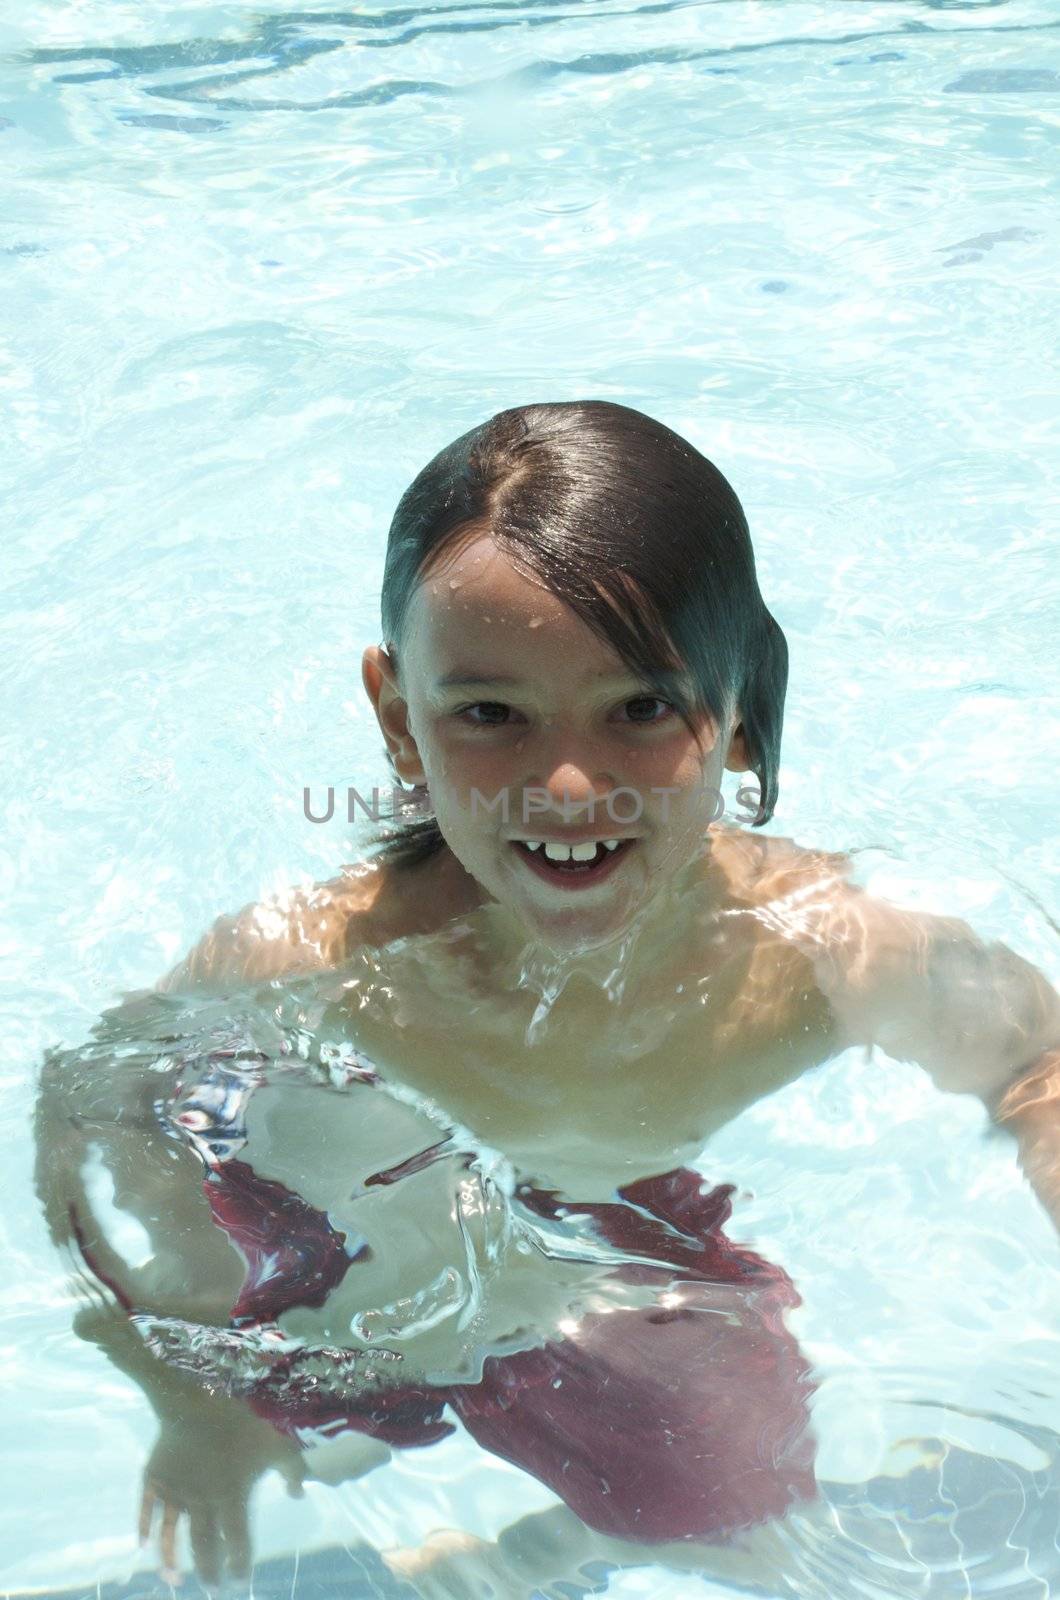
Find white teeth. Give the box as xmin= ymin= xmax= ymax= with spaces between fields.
xmin=519 ymin=839 xmax=624 ymax=863
xmin=543 ymin=840 xmax=598 ymax=863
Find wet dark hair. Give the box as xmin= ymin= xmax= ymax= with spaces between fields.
xmin=363 ymin=399 xmax=787 ymax=871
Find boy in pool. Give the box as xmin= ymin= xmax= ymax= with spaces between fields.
xmin=40 ymin=401 xmax=1060 ymax=1595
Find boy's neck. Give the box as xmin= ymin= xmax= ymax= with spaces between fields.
xmin=430 ymin=836 xmax=730 ymax=1005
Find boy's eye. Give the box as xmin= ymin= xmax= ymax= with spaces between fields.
xmin=457 ymin=702 xmax=513 ymax=727
xmin=622 ymin=696 xmax=675 ymax=724
xmin=454 ymin=698 xmax=675 ymax=728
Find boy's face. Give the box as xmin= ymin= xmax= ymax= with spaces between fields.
xmin=362 ymin=533 xmax=749 ymax=956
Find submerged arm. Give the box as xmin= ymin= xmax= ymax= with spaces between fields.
xmin=800 ymin=879 xmax=1060 ymax=1232
xmin=34 ymin=1021 xmax=294 ymax=1586
xmin=989 ymin=1047 xmax=1060 ymax=1232
xmin=34 ymin=995 xmax=391 ymax=1586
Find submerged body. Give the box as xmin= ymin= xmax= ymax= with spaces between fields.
xmin=145 ymin=824 xmax=836 ymax=1547
xmin=47 ymin=785 xmax=1056 ymax=1595
xmin=161 ymin=823 xmax=845 ymax=1200
xmin=36 ymin=823 xmax=848 ymax=1579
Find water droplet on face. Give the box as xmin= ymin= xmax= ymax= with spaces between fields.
xmin=528 ymin=617 xmax=543 ymax=629
xmin=448 ymin=578 xmax=463 ymax=590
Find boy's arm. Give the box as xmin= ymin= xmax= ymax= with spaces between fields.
xmin=34 ymin=991 xmax=389 ymax=1587
xmin=798 ymin=875 xmax=1060 ymax=1230
xmin=155 ymin=868 xmax=374 ymax=993
xmin=991 ymin=1047 xmax=1060 ymax=1231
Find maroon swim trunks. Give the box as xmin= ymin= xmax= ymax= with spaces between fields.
xmin=81 ymin=1049 xmax=817 ymax=1545
xmin=199 ymin=1153 xmax=817 ymax=1543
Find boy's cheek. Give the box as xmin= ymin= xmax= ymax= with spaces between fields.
xmin=427 ymin=746 xmax=512 ymax=804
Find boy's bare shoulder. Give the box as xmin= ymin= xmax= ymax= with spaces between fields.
xmin=709 ymin=823 xmax=855 ymax=910
xmin=708 ymin=827 xmax=1057 ymax=1094
xmin=155 ymin=840 xmax=482 ymax=994
xmin=154 ymin=859 xmax=389 ymax=993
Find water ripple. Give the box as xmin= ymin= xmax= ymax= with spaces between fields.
xmin=786 ymin=1394 xmax=1060 ymax=1598
xmin=17 ymin=5 xmax=1060 ymax=118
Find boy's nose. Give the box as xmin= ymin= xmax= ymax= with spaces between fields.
xmin=523 ymin=763 xmax=617 ymax=825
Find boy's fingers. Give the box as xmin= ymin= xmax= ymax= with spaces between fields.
xmin=160 ymin=1501 xmax=181 ymax=1581
xmin=138 ymin=1485 xmax=156 ymax=1545
xmin=220 ymin=1501 xmax=252 ymax=1581
xmin=190 ymin=1508 xmax=222 ymax=1589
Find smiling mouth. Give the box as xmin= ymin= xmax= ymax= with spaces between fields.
xmin=510 ymin=838 xmax=637 ymax=885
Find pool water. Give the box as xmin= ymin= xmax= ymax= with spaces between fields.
xmin=2 ymin=0 xmax=1059 ymax=1594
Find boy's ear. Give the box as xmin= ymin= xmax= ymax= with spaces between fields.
xmin=361 ymin=645 xmax=428 ymax=787
xmin=722 ymin=717 xmax=751 ymax=774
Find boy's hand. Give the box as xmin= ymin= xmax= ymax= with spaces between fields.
xmin=138 ymin=1399 xmax=305 ymax=1589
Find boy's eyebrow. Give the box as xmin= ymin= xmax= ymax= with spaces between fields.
xmin=436 ymin=670 xmax=645 ymax=689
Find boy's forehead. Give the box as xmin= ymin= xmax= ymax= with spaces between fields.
xmin=402 ymin=533 xmax=693 ymax=694
xmin=408 ymin=538 xmax=619 ymax=667
xmin=417 ymin=533 xmax=553 ymax=614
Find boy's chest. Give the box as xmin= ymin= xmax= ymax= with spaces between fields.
xmin=335 ymin=932 xmax=838 ymax=1196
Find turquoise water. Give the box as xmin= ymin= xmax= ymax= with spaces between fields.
xmin=3 ymin=0 xmax=1060 ymax=1594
